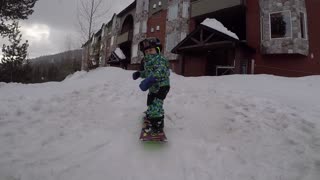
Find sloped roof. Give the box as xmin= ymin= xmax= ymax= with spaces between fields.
xmin=171 ymin=24 xmax=254 ymax=54
xmin=118 ymin=0 xmax=136 ymax=17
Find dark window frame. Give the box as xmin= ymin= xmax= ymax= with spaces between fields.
xmin=269 ymin=11 xmax=292 ymax=39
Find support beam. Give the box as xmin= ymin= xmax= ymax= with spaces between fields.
xmin=191 ymin=37 xmax=201 ymax=45
xmin=177 ymin=41 xmax=234 ymax=52
xmin=204 ymin=32 xmax=215 ymax=43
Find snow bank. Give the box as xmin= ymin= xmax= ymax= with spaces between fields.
xmin=64 ymin=71 xmax=88 ymax=81
xmin=0 ymin=67 xmax=319 ymax=180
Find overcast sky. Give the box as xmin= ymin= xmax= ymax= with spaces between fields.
xmin=0 ymin=0 xmax=133 ymax=59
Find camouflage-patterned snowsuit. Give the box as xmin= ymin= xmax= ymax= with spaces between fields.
xmin=140 ymin=54 xmax=170 ymax=122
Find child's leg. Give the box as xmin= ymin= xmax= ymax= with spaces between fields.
xmin=147 ymin=98 xmax=164 ymax=119
xmin=146 ymin=98 xmax=164 ymax=130
xmin=146 ymin=86 xmax=170 ymax=130
xmin=147 ymin=93 xmax=155 ymax=106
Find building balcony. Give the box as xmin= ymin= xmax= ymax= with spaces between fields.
xmin=91 ymin=42 xmax=101 ymax=56
xmin=117 ymin=30 xmax=133 ymax=45
xmin=191 ymin=0 xmax=245 ymax=18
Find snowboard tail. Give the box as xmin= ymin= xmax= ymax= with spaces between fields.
xmin=139 ymin=130 xmax=167 ymax=142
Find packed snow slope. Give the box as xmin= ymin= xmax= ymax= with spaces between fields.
xmin=0 ymin=67 xmax=320 ymax=180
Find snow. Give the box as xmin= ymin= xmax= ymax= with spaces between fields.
xmin=201 ymin=18 xmax=239 ymax=40
xmin=1 ymin=67 xmax=320 ymax=180
xmin=114 ymin=47 xmax=126 ymax=59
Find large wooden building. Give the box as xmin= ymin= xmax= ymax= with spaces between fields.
xmin=82 ymin=0 xmax=320 ymax=77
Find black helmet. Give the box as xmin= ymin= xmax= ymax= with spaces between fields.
xmin=139 ymin=37 xmax=162 ymax=54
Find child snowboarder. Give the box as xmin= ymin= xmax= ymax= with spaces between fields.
xmin=132 ymin=37 xmax=170 ymax=134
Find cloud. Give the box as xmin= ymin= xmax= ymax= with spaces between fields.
xmin=21 ymin=23 xmax=50 ymax=43
xmin=20 ymin=22 xmax=54 ymax=58
xmin=0 ymin=23 xmax=51 ymax=60
xmin=0 ymin=22 xmax=81 ymax=60
xmin=24 ymin=24 xmax=80 ymax=58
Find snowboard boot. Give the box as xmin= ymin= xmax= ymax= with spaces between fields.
xmin=145 ymin=116 xmax=164 ymax=134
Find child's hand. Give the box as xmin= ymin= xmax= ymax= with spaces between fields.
xmin=139 ymin=76 xmax=157 ymax=91
xmin=132 ymin=71 xmax=140 ymax=80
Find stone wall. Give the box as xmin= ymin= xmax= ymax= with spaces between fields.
xmin=131 ymin=0 xmax=149 ymax=64
xmin=99 ymin=24 xmax=108 ymax=67
xmin=103 ymin=15 xmax=120 ymax=63
xmin=165 ymin=0 xmax=190 ymax=60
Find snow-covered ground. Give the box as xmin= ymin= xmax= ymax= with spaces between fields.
xmin=0 ymin=67 xmax=319 ymax=180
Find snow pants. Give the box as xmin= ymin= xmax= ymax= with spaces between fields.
xmin=146 ymin=86 xmax=170 ymax=121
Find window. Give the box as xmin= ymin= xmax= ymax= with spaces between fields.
xmin=158 ymin=1 xmax=162 ymax=6
xmin=260 ymin=16 xmax=264 ymax=41
xmin=143 ymin=1 xmax=148 ymax=11
xmin=151 ymin=27 xmax=154 ymax=33
xmin=153 ymin=4 xmax=156 ymax=9
xmin=168 ymin=4 xmax=178 ymax=21
xmin=241 ymin=60 xmax=248 ymax=74
xmin=142 ymin=20 xmax=147 ymax=33
xmin=182 ymin=2 xmax=189 ymax=18
xmin=166 ymin=32 xmax=178 ymax=52
xmin=156 ymin=25 xmax=160 ymax=31
xmin=102 ymin=27 xmax=105 ymax=37
xmin=134 ymin=22 xmax=140 ymax=35
xmin=132 ymin=44 xmax=138 ymax=58
xmin=270 ymin=11 xmax=292 ymax=39
xmin=110 ymin=36 xmax=114 ymax=46
xmin=300 ymin=12 xmax=307 ymax=39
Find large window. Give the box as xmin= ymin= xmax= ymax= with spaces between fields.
xmin=270 ymin=11 xmax=292 ymax=39
xmin=260 ymin=16 xmax=264 ymax=41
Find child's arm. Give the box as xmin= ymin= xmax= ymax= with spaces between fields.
xmin=139 ymin=58 xmax=147 ymax=78
xmin=139 ymin=70 xmax=147 ymax=78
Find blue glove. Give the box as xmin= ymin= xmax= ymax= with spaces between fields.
xmin=139 ymin=76 xmax=157 ymax=91
xmin=132 ymin=71 xmax=140 ymax=80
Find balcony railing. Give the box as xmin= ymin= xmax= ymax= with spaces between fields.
xmin=117 ymin=30 xmax=133 ymax=45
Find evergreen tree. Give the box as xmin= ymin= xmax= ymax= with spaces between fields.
xmin=21 ymin=59 xmax=33 ymax=83
xmin=0 ymin=0 xmax=38 ymax=37
xmin=1 ymin=21 xmax=29 ymax=82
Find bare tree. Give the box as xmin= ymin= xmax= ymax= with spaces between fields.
xmin=63 ymin=34 xmax=78 ymax=72
xmin=64 ymin=33 xmax=77 ymax=52
xmin=77 ymin=0 xmax=111 ymax=43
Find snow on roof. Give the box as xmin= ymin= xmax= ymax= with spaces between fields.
xmin=115 ymin=48 xmax=126 ymax=59
xmin=201 ymin=18 xmax=239 ymax=40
